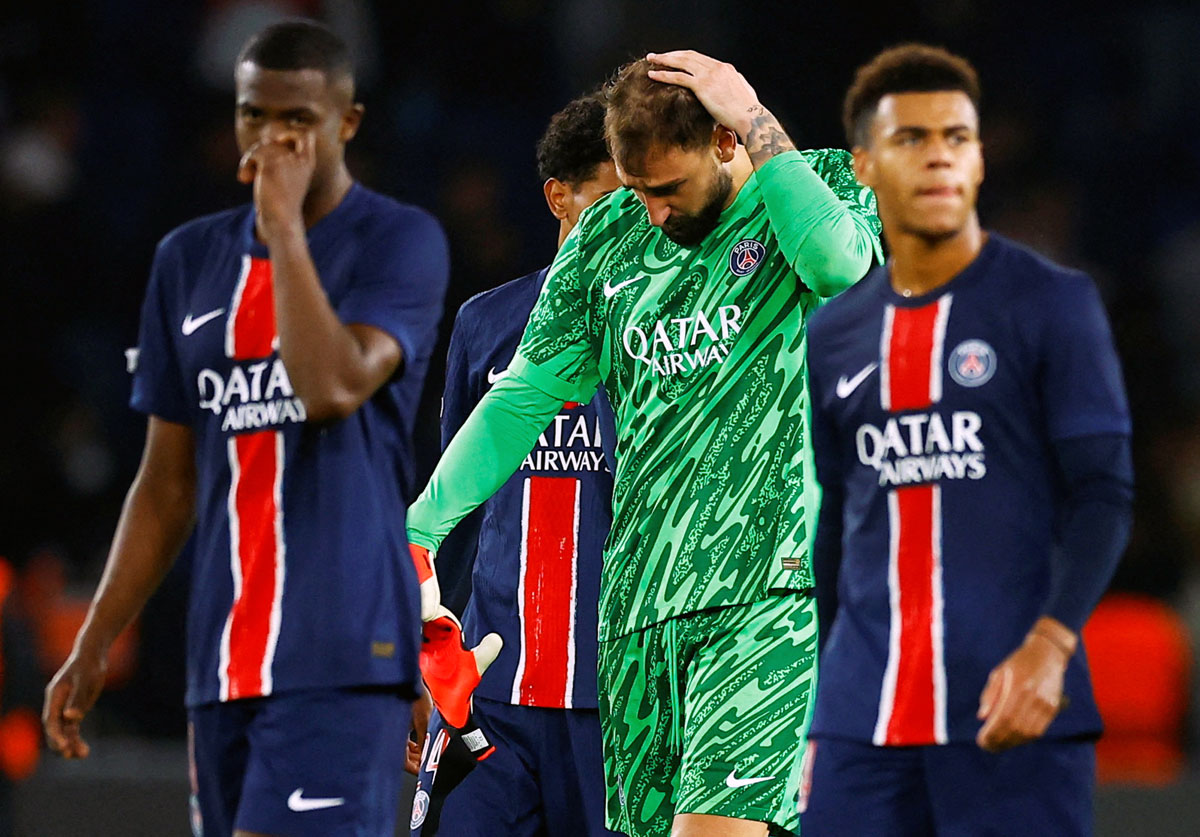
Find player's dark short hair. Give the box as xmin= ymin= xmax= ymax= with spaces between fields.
xmin=536 ymin=94 xmax=611 ymax=187
xmin=604 ymin=59 xmax=716 ymax=174
xmin=237 ymin=20 xmax=354 ymax=88
xmin=843 ymin=44 xmax=981 ymax=147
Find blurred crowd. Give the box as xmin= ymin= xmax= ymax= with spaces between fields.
xmin=1 ymin=0 xmax=1198 ymax=790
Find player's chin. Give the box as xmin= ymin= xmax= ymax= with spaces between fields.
xmin=906 ymin=212 xmax=968 ymax=242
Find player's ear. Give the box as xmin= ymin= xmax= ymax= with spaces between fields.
xmin=544 ymin=178 xmax=570 ymax=221
xmin=714 ymin=125 xmax=738 ymax=164
xmin=340 ymin=103 xmax=364 ymax=143
xmin=852 ymin=145 xmax=875 ymax=188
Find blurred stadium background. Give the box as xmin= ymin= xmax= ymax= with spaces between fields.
xmin=2 ymin=0 xmax=1198 ymax=833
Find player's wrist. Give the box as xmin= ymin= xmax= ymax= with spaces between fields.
xmin=1026 ymin=616 xmax=1077 ymax=659
xmin=732 ymin=103 xmax=767 ymax=143
xmin=259 ymin=216 xmax=307 ymax=249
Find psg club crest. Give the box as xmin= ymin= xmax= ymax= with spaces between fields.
xmin=410 ymin=789 xmax=430 ymax=830
xmin=948 ymin=339 xmax=997 ymax=387
xmin=729 ymin=239 xmax=766 ymax=276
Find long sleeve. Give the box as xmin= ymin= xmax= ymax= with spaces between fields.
xmin=1042 ymin=433 xmax=1134 ymax=631
xmin=408 ymin=226 xmax=601 ymax=554
xmin=406 ymin=371 xmax=565 ymax=553
xmin=756 ymin=149 xmax=883 ymax=297
xmin=433 ymin=308 xmax=485 ymax=614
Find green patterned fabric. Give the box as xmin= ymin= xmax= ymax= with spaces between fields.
xmin=509 ymin=148 xmax=879 ymax=640
xmin=598 ymin=594 xmax=819 ymax=837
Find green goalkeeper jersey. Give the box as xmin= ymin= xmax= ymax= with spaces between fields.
xmin=408 ymin=149 xmax=881 ymax=640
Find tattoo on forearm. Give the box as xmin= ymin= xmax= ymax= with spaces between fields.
xmin=744 ymin=111 xmax=795 ymax=169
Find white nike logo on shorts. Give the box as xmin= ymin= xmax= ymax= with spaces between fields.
xmin=181 ymin=308 xmax=226 ymax=336
xmin=724 ymin=770 xmax=776 ymax=789
xmin=287 ymin=788 xmax=345 ymax=812
xmin=487 ymin=366 xmax=507 ymax=385
xmin=835 ymin=363 xmax=878 ymax=399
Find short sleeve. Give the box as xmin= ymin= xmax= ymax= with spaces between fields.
xmin=336 ymin=208 xmax=450 ymax=372
xmin=1037 ymin=273 xmax=1131 ymax=441
xmin=508 ymin=225 xmax=601 ymax=403
xmin=130 ymin=237 xmax=192 ymax=424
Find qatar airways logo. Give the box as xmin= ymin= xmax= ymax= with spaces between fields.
xmin=197 ymin=358 xmax=306 ymax=432
xmin=520 ymin=412 xmax=608 ymax=473
xmin=622 ymin=305 xmax=743 ymax=377
xmin=856 ymin=411 xmax=986 ymax=487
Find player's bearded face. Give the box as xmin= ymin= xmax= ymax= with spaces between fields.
xmin=660 ymin=161 xmax=733 ymax=247
xmin=618 ymin=145 xmax=734 ymax=247
xmin=855 ymin=91 xmax=983 ymax=242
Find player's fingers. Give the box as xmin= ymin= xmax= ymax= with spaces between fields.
xmin=977 ymin=668 xmax=1003 ymax=718
xmin=237 ymin=142 xmax=264 ymax=183
xmin=404 ymin=740 xmax=422 ymax=775
xmin=977 ymin=711 xmax=1018 ymax=752
xmin=42 ymin=680 xmax=70 ymax=753
xmin=646 ymin=68 xmax=698 ymax=89
xmin=647 ymin=50 xmax=715 ymax=73
xmin=976 ymin=668 xmax=1019 ymax=750
xmin=1018 ymin=691 xmax=1058 ymax=740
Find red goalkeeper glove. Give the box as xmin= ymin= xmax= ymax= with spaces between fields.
xmin=419 ymin=606 xmax=502 ymax=729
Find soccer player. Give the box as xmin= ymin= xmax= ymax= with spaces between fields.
xmin=802 ymin=45 xmax=1133 ymax=835
xmin=409 ymin=92 xmax=621 ymax=837
xmin=40 ymin=21 xmax=448 ymax=837
xmin=407 ymin=51 xmax=882 ymax=837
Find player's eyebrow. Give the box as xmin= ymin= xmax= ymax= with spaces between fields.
xmin=892 ymin=124 xmax=974 ymax=138
xmin=236 ymin=102 xmax=318 ymax=120
xmin=640 ymin=178 xmax=687 ymax=197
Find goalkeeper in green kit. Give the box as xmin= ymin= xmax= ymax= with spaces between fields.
xmin=409 ymin=51 xmax=881 ymax=837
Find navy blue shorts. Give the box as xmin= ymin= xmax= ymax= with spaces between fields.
xmin=188 ymin=687 xmax=411 ymax=836
xmin=410 ymin=696 xmax=617 ymax=837
xmin=801 ymin=737 xmax=1095 ymax=836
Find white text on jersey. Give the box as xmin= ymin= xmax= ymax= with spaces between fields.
xmin=856 ymin=411 xmax=986 ymax=487
xmin=197 ymin=358 xmax=307 ymax=432
xmin=622 ymin=305 xmax=742 ymax=377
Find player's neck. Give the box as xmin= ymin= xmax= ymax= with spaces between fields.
xmin=724 ymin=147 xmax=755 ymax=208
xmin=301 ymin=165 xmax=355 ymax=229
xmin=887 ymin=216 xmax=985 ymax=298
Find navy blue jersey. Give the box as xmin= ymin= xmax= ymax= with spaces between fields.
xmin=806 ymin=234 xmax=1130 ymax=745
xmin=130 ymin=184 xmax=449 ymax=706
xmin=440 ymin=268 xmax=612 ymax=709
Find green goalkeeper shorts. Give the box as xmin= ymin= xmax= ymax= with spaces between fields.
xmin=597 ymin=592 xmax=818 ymax=837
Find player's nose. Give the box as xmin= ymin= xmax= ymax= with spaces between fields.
xmin=644 ymin=199 xmax=671 ymax=227
xmin=924 ymin=137 xmax=955 ymax=167
xmin=261 ymin=122 xmax=302 ymax=150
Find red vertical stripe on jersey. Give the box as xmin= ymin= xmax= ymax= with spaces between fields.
xmin=875 ymin=297 xmax=950 ymax=745
xmin=229 ymin=257 xmax=276 ymax=359
xmin=884 ymin=485 xmax=937 ymax=744
xmin=225 ymin=432 xmax=279 ymax=699
xmin=221 ymin=255 xmax=283 ymax=701
xmin=886 ymin=303 xmax=940 ymax=412
xmin=516 ymin=476 xmax=579 ymax=707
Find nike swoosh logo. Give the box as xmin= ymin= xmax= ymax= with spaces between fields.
xmin=724 ymin=770 xmax=776 ymax=789
xmin=181 ymin=308 xmax=226 ymax=336
xmin=602 ymin=276 xmax=643 ymax=299
xmin=487 ymin=367 xmax=506 ymax=385
xmin=835 ymin=363 xmax=878 ymax=399
xmin=287 ymin=789 xmax=345 ymax=812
